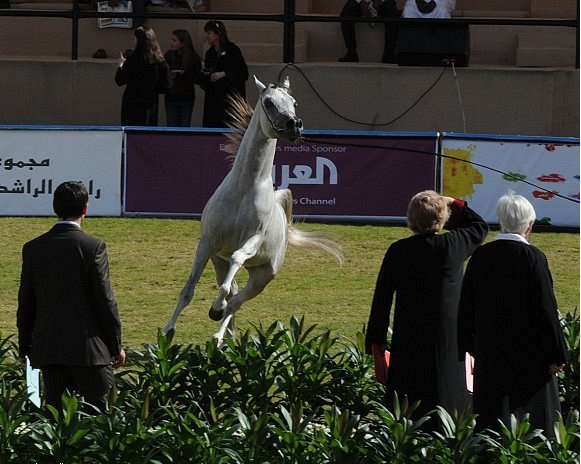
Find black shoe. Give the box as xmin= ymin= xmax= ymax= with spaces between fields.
xmin=338 ymin=52 xmax=359 ymax=63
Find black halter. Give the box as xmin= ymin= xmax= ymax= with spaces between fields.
xmin=259 ymin=84 xmax=298 ymax=137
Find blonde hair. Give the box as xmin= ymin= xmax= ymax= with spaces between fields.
xmin=407 ymin=190 xmax=448 ymax=235
xmin=496 ymin=190 xmax=536 ymax=234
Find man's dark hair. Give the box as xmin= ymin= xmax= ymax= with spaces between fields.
xmin=53 ymin=181 xmax=88 ymax=219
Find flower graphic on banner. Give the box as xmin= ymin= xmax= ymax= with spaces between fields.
xmin=537 ymin=173 xmax=566 ymax=183
xmin=442 ymin=145 xmax=483 ymax=199
xmin=502 ymin=171 xmax=527 ymax=183
xmin=532 ymin=191 xmax=557 ymax=200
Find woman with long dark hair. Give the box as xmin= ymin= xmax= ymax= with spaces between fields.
xmin=164 ymin=29 xmax=202 ymax=127
xmin=115 ymin=26 xmax=171 ymax=126
xmin=200 ymin=20 xmax=249 ymax=128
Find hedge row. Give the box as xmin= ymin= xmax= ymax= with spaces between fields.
xmin=0 ymin=314 xmax=578 ymax=463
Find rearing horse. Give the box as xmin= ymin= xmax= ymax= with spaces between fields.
xmin=164 ymin=76 xmax=342 ymax=344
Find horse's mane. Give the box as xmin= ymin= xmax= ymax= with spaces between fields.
xmin=223 ymin=93 xmax=254 ymax=157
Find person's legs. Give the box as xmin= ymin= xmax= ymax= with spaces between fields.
xmin=165 ymin=100 xmax=181 ymax=127
xmin=70 ymin=364 xmax=114 ymax=414
xmin=145 ymin=100 xmax=159 ymax=126
xmin=41 ymin=364 xmax=75 ymax=411
xmin=339 ymin=0 xmax=362 ymax=62
xmin=379 ymin=0 xmax=401 ymax=63
xmin=178 ymin=100 xmax=194 ymax=127
xmin=41 ymin=364 xmax=114 ymax=414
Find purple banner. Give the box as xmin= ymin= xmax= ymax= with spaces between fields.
xmin=125 ymin=131 xmax=437 ymax=220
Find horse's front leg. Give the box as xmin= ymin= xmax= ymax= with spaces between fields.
xmin=163 ymin=240 xmax=212 ymax=334
xmin=213 ymin=263 xmax=275 ymax=345
xmin=209 ymin=256 xmax=239 ymax=321
xmin=210 ymin=234 xmax=262 ymax=321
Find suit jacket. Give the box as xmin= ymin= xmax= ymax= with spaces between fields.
xmin=17 ymin=223 xmax=122 ymax=368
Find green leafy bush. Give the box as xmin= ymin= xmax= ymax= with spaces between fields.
xmin=0 ymin=315 xmax=578 ymax=463
xmin=559 ymin=310 xmax=580 ymax=416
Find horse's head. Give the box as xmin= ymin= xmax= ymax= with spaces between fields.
xmin=255 ymin=75 xmax=303 ymax=142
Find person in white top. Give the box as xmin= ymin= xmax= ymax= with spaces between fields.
xmin=402 ymin=0 xmax=455 ymax=18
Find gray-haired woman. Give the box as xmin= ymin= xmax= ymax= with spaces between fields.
xmin=458 ymin=190 xmax=569 ymax=437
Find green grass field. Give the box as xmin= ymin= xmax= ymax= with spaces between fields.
xmin=1 ymin=217 xmax=578 ymax=350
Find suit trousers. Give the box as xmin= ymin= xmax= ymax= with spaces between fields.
xmin=41 ymin=364 xmax=114 ymax=413
xmin=340 ymin=0 xmax=401 ymax=59
xmin=340 ymin=0 xmax=363 ymax=50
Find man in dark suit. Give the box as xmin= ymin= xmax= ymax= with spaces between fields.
xmin=17 ymin=181 xmax=125 ymax=413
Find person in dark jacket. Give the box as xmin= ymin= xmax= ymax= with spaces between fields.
xmin=164 ymin=29 xmax=202 ymax=127
xmin=200 ymin=20 xmax=249 ymax=128
xmin=365 ymin=190 xmax=488 ymax=429
xmin=115 ymin=25 xmax=171 ymax=126
xmin=17 ymin=181 xmax=125 ymax=413
xmin=458 ymin=191 xmax=568 ymax=437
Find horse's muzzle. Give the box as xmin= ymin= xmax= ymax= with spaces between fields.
xmin=275 ymin=113 xmax=303 ymax=141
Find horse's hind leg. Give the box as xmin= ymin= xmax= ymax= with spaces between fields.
xmin=213 ymin=263 xmax=275 ymax=345
xmin=163 ymin=240 xmax=212 ymax=334
xmin=209 ymin=256 xmax=239 ymax=321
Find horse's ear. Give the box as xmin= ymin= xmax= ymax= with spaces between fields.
xmin=282 ymin=76 xmax=290 ymax=91
xmin=254 ymin=75 xmax=266 ymax=93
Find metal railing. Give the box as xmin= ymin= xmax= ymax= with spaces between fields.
xmin=0 ymin=0 xmax=578 ymax=67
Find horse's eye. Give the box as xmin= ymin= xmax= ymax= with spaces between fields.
xmin=264 ymin=98 xmax=274 ymax=109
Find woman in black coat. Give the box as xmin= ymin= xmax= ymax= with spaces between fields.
xmin=458 ymin=191 xmax=568 ymax=437
xmin=365 ymin=190 xmax=488 ymax=429
xmin=200 ymin=20 xmax=249 ymax=128
xmin=164 ymin=29 xmax=202 ymax=127
xmin=115 ymin=26 xmax=171 ymax=126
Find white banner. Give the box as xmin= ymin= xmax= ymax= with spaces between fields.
xmin=441 ymin=136 xmax=579 ymax=228
xmin=0 ymin=129 xmax=123 ymax=216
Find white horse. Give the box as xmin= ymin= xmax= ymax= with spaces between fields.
xmin=164 ymin=76 xmax=342 ymax=344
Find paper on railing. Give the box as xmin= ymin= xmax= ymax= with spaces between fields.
xmin=97 ymin=1 xmax=133 ymax=29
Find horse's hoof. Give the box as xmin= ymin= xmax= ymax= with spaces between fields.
xmin=212 ymin=333 xmax=225 ymax=348
xmin=208 ymin=307 xmax=224 ymax=321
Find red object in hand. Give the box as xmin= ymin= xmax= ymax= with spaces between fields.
xmin=372 ymin=344 xmax=390 ymax=385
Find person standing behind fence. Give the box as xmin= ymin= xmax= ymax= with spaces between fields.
xmin=458 ymin=191 xmax=568 ymax=437
xmin=115 ymin=25 xmax=171 ymax=126
xmin=164 ymin=29 xmax=202 ymax=127
xmin=365 ymin=191 xmax=488 ymax=429
xmin=200 ymin=20 xmax=249 ymax=128
xmin=17 ymin=181 xmax=126 ymax=414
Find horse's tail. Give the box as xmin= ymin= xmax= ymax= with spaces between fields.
xmin=287 ymin=223 xmax=344 ymax=265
